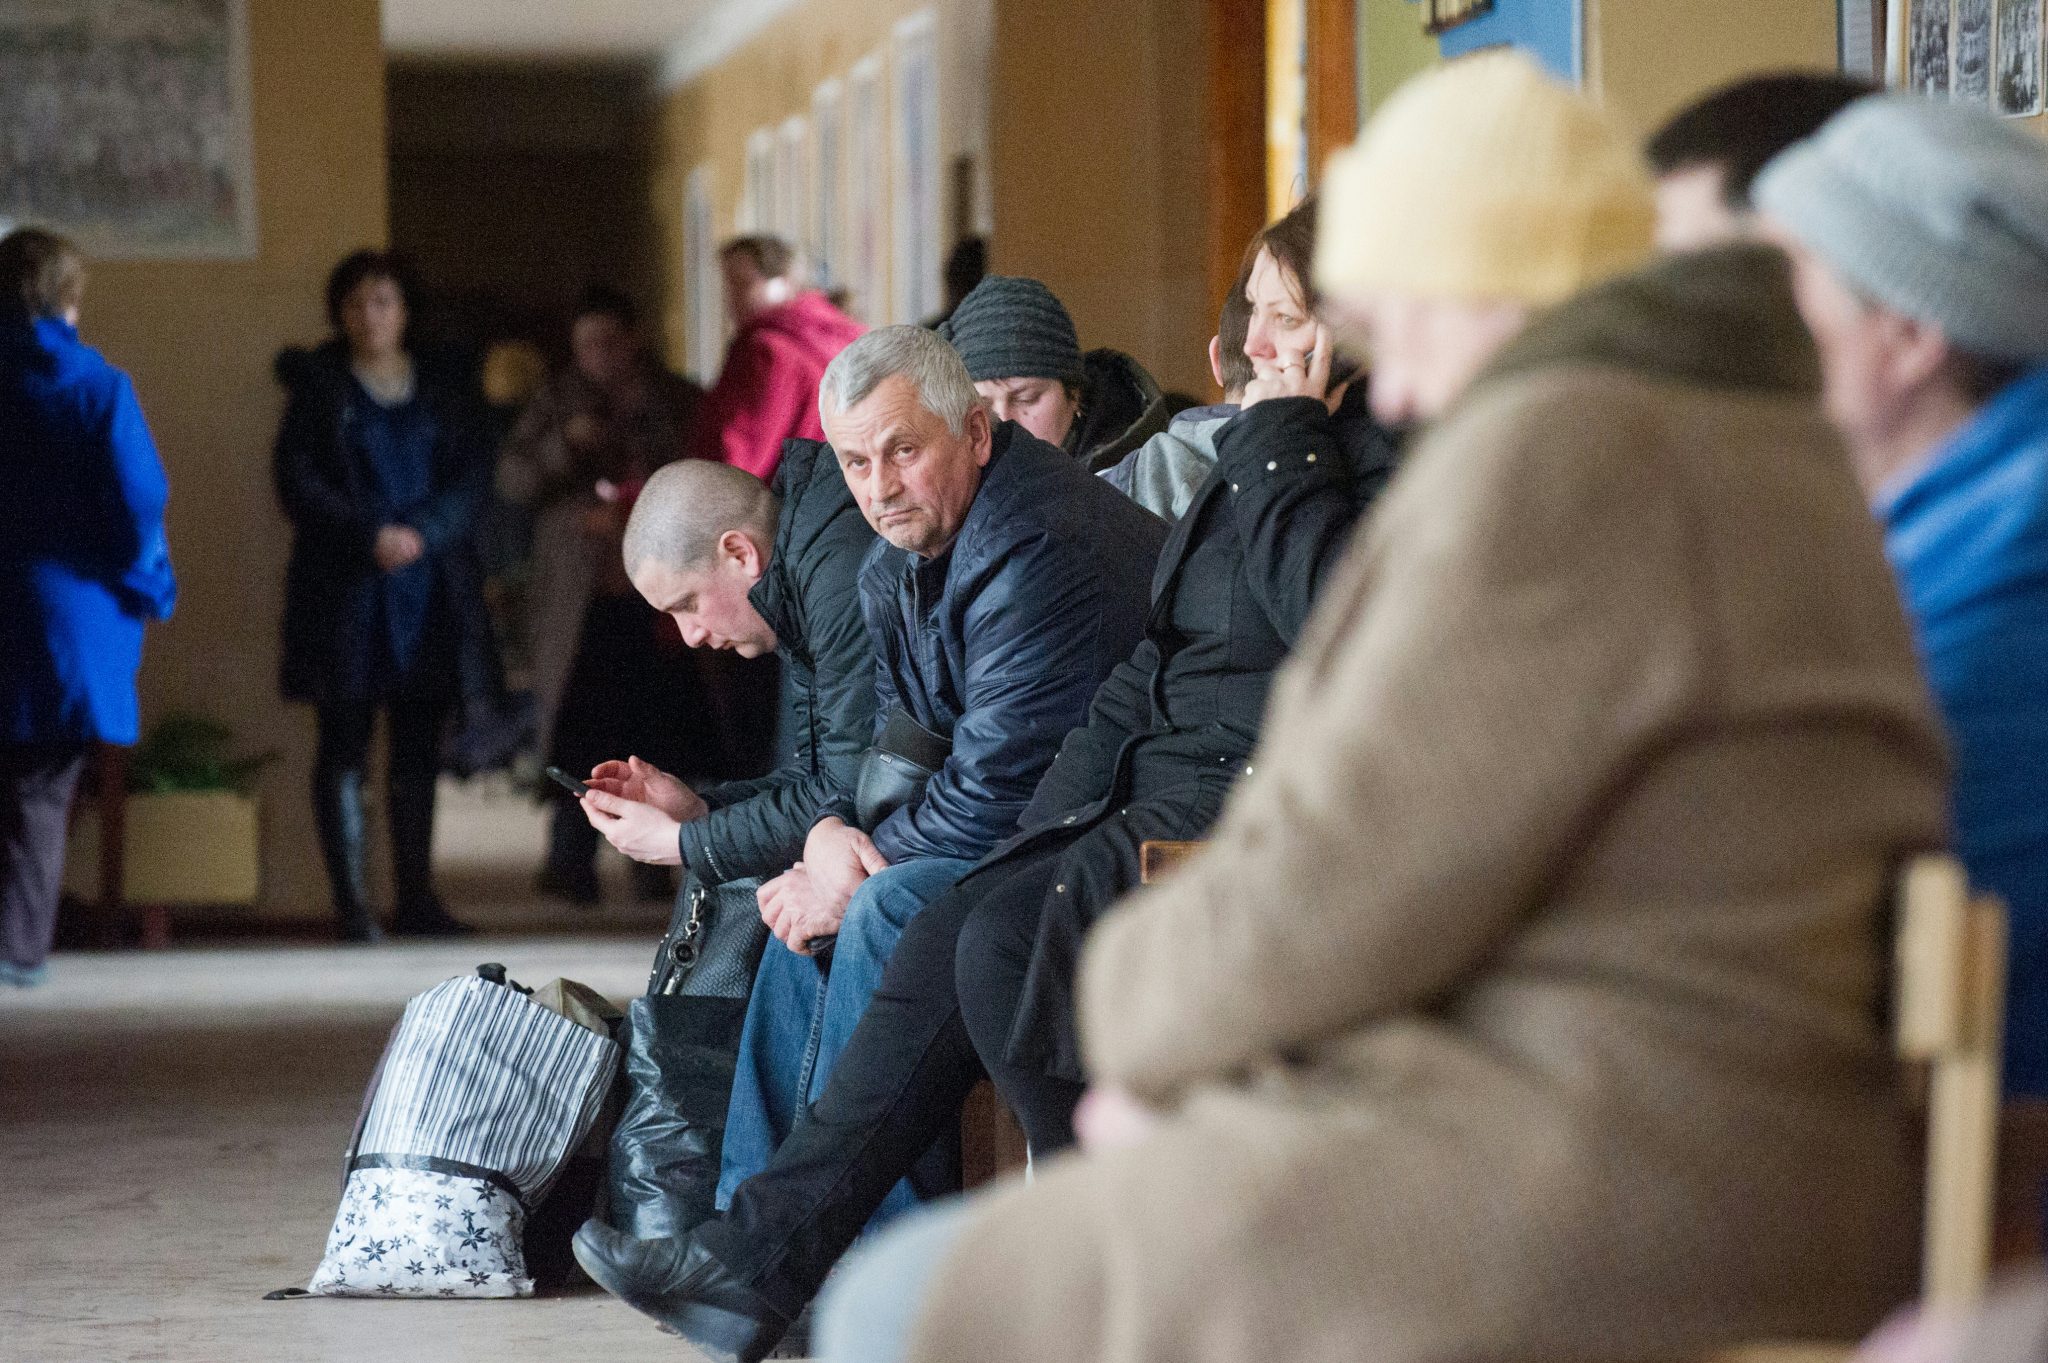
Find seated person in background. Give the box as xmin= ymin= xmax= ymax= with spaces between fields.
xmin=498 ymin=285 xmax=711 ymax=904
xmin=660 ymin=326 xmax=1165 ymax=1235
xmin=566 ymin=199 xmax=1397 ymax=1361
xmin=1757 ymin=99 xmax=2048 ymax=1104
xmin=578 ymin=450 xmax=876 ymax=893
xmin=1099 ymin=268 xmax=1257 ymax=520
xmin=1646 ymin=69 xmax=1873 ymax=251
xmin=940 ymin=275 xmax=1169 ymax=473
xmin=694 ymin=235 xmax=865 ymax=487
xmin=812 ymin=52 xmax=1941 ymax=1363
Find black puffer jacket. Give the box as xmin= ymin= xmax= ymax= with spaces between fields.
xmin=821 ymin=422 xmax=1168 ymax=863
xmin=1066 ymin=347 xmax=1171 ymax=473
xmin=984 ymin=385 xmax=1401 ymax=1078
xmin=678 ymin=439 xmax=879 ymax=884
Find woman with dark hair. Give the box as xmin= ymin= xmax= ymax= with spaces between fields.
xmin=274 ymin=249 xmax=487 ymax=941
xmin=0 ymin=227 xmax=175 ymax=985
xmin=569 ymin=198 xmax=1404 ymax=1359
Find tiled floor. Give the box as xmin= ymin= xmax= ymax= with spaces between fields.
xmin=0 ymin=936 xmax=701 ymax=1363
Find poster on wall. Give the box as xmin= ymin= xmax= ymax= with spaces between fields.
xmin=1908 ymin=0 xmax=1954 ymax=95
xmin=1994 ymin=0 xmax=2044 ymax=115
xmin=1956 ymin=0 xmax=1995 ymax=102
xmin=1430 ymin=0 xmax=1583 ymax=86
xmin=776 ymin=115 xmax=809 ymax=253
xmin=741 ymin=128 xmax=775 ymax=234
xmin=812 ymin=79 xmax=845 ymax=289
xmin=0 ymin=0 xmax=256 ymax=258
xmin=684 ymin=163 xmax=723 ymax=383
xmin=847 ymin=51 xmax=887 ymax=325
xmin=891 ymin=11 xmax=942 ymax=327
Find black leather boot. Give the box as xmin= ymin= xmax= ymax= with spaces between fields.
xmin=571 ymin=1221 xmax=790 ymax=1363
xmin=389 ymin=768 xmax=472 ymax=937
xmin=313 ymin=767 xmax=383 ymax=943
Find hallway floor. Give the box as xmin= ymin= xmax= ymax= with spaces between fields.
xmin=0 ymin=937 xmax=693 ymax=1363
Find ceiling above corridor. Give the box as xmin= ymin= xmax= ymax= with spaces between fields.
xmin=382 ymin=0 xmax=803 ymax=83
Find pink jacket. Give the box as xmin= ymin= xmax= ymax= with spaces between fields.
xmin=695 ymin=292 xmax=865 ymax=484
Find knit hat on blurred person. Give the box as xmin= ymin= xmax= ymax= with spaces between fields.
xmin=939 ymin=276 xmax=1085 ymax=385
xmin=1315 ymin=51 xmax=1656 ymax=306
xmin=1753 ymin=94 xmax=2048 ymax=361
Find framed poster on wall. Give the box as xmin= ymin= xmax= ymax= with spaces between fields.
xmin=1995 ymin=0 xmax=2045 ymax=114
xmin=812 ymin=79 xmax=845 ymax=289
xmin=891 ymin=10 xmax=942 ymax=327
xmin=0 ymin=0 xmax=257 ymax=258
xmin=847 ymin=51 xmax=887 ymax=325
xmin=684 ymin=163 xmax=722 ymax=383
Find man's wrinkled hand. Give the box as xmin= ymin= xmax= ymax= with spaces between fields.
xmin=802 ymin=817 xmax=888 ymax=916
xmin=586 ymin=755 xmax=706 ymax=824
xmin=757 ymin=863 xmax=845 ymax=955
xmin=578 ymin=787 xmax=682 ymax=865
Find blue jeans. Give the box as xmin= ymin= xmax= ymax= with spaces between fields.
xmin=717 ymin=857 xmax=977 ymax=1221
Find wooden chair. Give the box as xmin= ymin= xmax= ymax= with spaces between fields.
xmin=1717 ymin=854 xmax=2009 ymax=1361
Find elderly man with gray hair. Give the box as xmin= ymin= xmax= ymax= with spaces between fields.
xmin=574 ymin=324 xmax=1166 ymax=1346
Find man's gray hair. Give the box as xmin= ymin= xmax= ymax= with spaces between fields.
xmin=622 ymin=459 xmax=780 ymax=575
xmin=818 ymin=325 xmax=982 ymax=434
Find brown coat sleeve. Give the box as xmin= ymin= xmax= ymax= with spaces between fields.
xmin=1078 ymin=374 xmax=1712 ymax=1102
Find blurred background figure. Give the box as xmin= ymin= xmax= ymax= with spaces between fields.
xmin=273 ymin=249 xmax=489 ymax=942
xmin=694 ymin=235 xmax=864 ymax=487
xmin=923 ymin=236 xmax=987 ymax=331
xmin=940 ymin=275 xmax=1169 ymax=473
xmin=1646 ymin=71 xmax=1874 ymax=252
xmin=0 ymin=227 xmax=176 ymax=986
xmin=498 ymin=285 xmax=719 ymax=905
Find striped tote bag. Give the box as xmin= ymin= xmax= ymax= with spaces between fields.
xmin=301 ymin=970 xmax=619 ymax=1298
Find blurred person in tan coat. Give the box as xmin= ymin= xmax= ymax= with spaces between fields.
xmin=812 ymin=53 xmax=1946 ymax=1363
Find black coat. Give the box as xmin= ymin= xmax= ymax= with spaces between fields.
xmin=820 ymin=422 xmax=1168 ymax=864
xmin=981 ymin=388 xmax=1401 ymax=1079
xmin=272 ymin=343 xmax=496 ymax=708
xmin=679 ymin=439 xmax=879 ymax=884
xmin=1066 ymin=347 xmax=1171 ymax=473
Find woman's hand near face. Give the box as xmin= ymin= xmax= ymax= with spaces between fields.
xmin=1241 ymin=322 xmax=1349 ymax=414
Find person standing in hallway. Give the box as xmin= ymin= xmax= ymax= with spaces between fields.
xmin=693 ymin=235 xmax=865 ymax=487
xmin=274 ymin=251 xmax=487 ymax=941
xmin=1757 ymin=101 xmax=2048 ymax=1103
xmin=0 ymin=228 xmax=175 ymax=986
xmin=498 ymin=286 xmax=714 ymax=905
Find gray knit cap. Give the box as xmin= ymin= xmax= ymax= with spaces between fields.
xmin=938 ymin=276 xmax=1084 ymax=385
xmin=1754 ymin=94 xmax=2048 ymax=360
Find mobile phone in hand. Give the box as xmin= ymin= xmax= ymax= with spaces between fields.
xmin=544 ymin=765 xmax=591 ymax=799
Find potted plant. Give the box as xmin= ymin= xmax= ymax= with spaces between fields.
xmin=66 ymin=713 xmax=275 ymax=943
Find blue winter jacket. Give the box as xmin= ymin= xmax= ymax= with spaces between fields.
xmin=828 ymin=422 xmax=1166 ymax=864
xmin=1878 ymin=365 xmax=2048 ymax=1095
xmin=0 ymin=316 xmax=176 ymax=745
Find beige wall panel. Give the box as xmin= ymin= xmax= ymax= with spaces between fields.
xmin=80 ymin=1 xmax=389 ymax=918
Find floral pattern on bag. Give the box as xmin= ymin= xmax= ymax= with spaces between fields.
xmin=306 ymin=1167 xmax=533 ymax=1298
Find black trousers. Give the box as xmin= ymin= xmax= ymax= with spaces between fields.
xmin=313 ymin=672 xmax=451 ymax=916
xmin=0 ymin=742 xmax=87 ymax=970
xmin=691 ymin=845 xmax=1085 ymax=1322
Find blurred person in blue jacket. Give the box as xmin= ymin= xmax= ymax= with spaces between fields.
xmin=0 ymin=227 xmax=176 ymax=987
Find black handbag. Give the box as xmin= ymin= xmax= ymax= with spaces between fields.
xmin=604 ymin=874 xmax=768 ymax=1239
xmin=854 ymin=709 xmax=952 ymax=833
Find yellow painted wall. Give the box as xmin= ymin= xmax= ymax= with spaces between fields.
xmin=652 ymin=0 xmax=1216 ymax=403
xmin=1360 ymin=0 xmax=1440 ymax=116
xmin=1586 ymin=0 xmax=1838 ymax=137
xmin=651 ymin=0 xmax=994 ymax=375
xmin=987 ymin=0 xmax=1212 ymax=398
xmin=83 ymin=1 xmax=389 ymax=917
